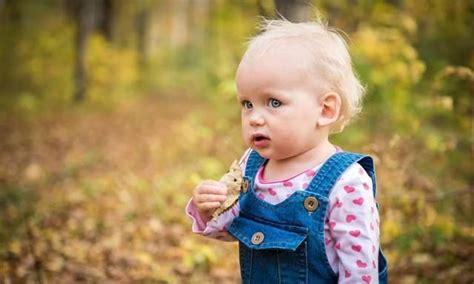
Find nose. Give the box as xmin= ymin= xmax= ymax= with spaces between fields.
xmin=249 ymin=111 xmax=265 ymax=127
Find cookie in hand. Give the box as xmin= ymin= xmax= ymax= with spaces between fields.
xmin=212 ymin=160 xmax=247 ymax=219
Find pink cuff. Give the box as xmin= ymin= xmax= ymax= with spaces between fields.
xmin=185 ymin=198 xmax=208 ymax=233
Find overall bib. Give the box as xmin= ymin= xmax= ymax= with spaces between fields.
xmin=228 ymin=150 xmax=388 ymax=283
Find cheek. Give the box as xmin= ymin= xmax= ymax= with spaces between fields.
xmin=241 ymin=120 xmax=251 ymax=140
xmin=272 ymin=125 xmax=294 ymax=140
xmin=241 ymin=123 xmax=247 ymax=135
xmin=240 ymin=114 xmax=247 ymax=128
xmin=275 ymin=121 xmax=314 ymax=141
xmin=241 ymin=112 xmax=248 ymax=125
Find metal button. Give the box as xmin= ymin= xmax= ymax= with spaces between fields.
xmin=304 ymin=196 xmax=319 ymax=212
xmin=251 ymin=232 xmax=264 ymax=245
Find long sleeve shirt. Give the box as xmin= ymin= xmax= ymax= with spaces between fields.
xmin=186 ymin=149 xmax=380 ymax=283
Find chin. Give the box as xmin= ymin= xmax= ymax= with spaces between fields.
xmin=251 ymin=148 xmax=273 ymax=160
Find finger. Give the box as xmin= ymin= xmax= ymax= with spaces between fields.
xmin=200 ymin=180 xmax=226 ymax=188
xmin=198 ymin=202 xmax=222 ymax=211
xmin=194 ymin=194 xmax=227 ymax=204
xmin=196 ymin=182 xmax=227 ymax=195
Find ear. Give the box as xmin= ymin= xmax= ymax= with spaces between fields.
xmin=317 ymin=92 xmax=341 ymax=127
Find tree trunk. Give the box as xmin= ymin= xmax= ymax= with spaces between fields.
xmin=99 ymin=0 xmax=114 ymax=42
xmin=170 ymin=0 xmax=190 ymax=48
xmin=136 ymin=6 xmax=149 ymax=65
xmin=73 ymin=0 xmax=95 ymax=103
xmin=190 ymin=0 xmax=210 ymax=47
xmin=274 ymin=0 xmax=312 ymax=22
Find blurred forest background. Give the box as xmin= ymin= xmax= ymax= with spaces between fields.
xmin=0 ymin=0 xmax=472 ymax=283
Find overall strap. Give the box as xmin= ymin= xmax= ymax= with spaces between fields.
xmin=244 ymin=150 xmax=266 ymax=192
xmin=358 ymin=154 xmax=377 ymax=197
xmin=306 ymin=152 xmax=376 ymax=198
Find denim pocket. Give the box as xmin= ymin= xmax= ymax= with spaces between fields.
xmin=229 ymin=216 xmax=308 ymax=250
xmin=229 ymin=216 xmax=309 ymax=283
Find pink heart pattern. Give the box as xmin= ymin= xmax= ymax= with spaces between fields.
xmin=351 ymin=245 xmax=362 ymax=252
xmin=353 ymin=197 xmax=364 ymax=205
xmin=344 ymin=185 xmax=356 ymax=193
xmin=362 ymin=275 xmax=371 ymax=283
xmin=349 ymin=230 xmax=361 ymax=237
xmin=346 ymin=214 xmax=357 ymax=223
xmin=236 ymin=157 xmax=380 ymax=282
xmin=267 ymin=187 xmax=277 ymax=196
xmin=356 ymin=260 xmax=367 ymax=268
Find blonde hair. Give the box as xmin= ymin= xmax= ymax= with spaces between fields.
xmin=243 ymin=18 xmax=365 ymax=133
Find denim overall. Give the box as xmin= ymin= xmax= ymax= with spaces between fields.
xmin=228 ymin=150 xmax=388 ymax=283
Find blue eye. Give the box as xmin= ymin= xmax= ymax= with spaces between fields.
xmin=269 ymin=99 xmax=282 ymax=108
xmin=242 ymin=101 xmax=253 ymax=109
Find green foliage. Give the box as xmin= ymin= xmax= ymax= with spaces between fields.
xmin=0 ymin=4 xmax=74 ymax=112
xmin=352 ymin=24 xmax=426 ymax=135
xmin=86 ymin=35 xmax=139 ymax=106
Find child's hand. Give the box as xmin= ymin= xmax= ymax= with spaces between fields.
xmin=192 ymin=180 xmax=228 ymax=222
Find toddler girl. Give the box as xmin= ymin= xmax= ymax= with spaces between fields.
xmin=186 ymin=19 xmax=388 ymax=283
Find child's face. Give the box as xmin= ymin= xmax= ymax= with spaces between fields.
xmin=236 ymin=43 xmax=326 ymax=161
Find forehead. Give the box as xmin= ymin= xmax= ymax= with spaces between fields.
xmin=235 ymin=41 xmax=323 ymax=95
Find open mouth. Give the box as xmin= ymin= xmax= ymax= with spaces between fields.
xmin=251 ymin=134 xmax=270 ymax=147
xmin=252 ymin=133 xmax=269 ymax=141
xmin=254 ymin=135 xmax=266 ymax=141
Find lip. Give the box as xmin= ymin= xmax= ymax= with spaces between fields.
xmin=251 ymin=133 xmax=270 ymax=148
